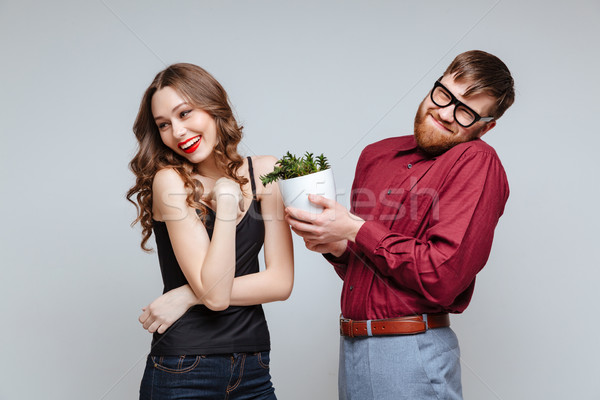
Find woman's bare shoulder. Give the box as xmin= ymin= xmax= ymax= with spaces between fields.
xmin=153 ymin=168 xmax=186 ymax=193
xmin=249 ymin=156 xmax=280 ymax=202
xmin=250 ymin=155 xmax=278 ymax=176
xmin=152 ymin=168 xmax=190 ymax=221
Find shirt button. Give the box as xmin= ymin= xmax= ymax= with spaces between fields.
xmin=349 ymin=286 xmax=354 ymax=291
xmin=387 ymin=189 xmax=392 ymax=195
xmin=407 ymin=163 xmax=413 ymax=169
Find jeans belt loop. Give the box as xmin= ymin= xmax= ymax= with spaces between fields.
xmin=423 ymin=314 xmax=429 ymax=330
xmin=366 ymin=320 xmax=373 ymax=337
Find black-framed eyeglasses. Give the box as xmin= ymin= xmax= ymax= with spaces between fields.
xmin=430 ymin=79 xmax=494 ymax=128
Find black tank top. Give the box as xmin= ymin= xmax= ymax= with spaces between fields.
xmin=149 ymin=157 xmax=270 ymax=355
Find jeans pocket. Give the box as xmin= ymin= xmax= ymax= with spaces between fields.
xmin=151 ymin=355 xmax=203 ymax=374
xmin=256 ymin=351 xmax=270 ymax=370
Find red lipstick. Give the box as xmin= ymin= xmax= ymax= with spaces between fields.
xmin=178 ymin=135 xmax=202 ymax=154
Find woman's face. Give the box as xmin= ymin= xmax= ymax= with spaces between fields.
xmin=151 ymin=86 xmax=218 ymax=165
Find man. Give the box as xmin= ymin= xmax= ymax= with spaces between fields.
xmin=285 ymin=50 xmax=515 ymax=399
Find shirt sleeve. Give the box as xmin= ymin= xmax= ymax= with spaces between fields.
xmin=354 ymin=151 xmax=509 ymax=307
xmin=322 ymin=242 xmax=356 ymax=280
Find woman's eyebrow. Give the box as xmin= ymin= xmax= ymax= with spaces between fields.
xmin=154 ymin=102 xmax=189 ymax=121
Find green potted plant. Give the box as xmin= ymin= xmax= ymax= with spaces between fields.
xmin=260 ymin=151 xmax=336 ymax=213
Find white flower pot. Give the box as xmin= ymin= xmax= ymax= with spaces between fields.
xmin=278 ymin=169 xmax=336 ymax=214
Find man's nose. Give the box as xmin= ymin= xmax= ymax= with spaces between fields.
xmin=437 ymin=104 xmax=455 ymax=123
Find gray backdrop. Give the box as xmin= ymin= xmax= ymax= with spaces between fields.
xmin=1 ymin=1 xmax=599 ymax=399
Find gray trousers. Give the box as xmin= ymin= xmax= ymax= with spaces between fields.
xmin=339 ymin=327 xmax=462 ymax=400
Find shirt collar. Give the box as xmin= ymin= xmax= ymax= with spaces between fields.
xmin=394 ymin=135 xmax=419 ymax=152
xmin=394 ymin=135 xmax=437 ymax=161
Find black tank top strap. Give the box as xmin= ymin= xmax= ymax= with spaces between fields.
xmin=247 ymin=156 xmax=257 ymax=200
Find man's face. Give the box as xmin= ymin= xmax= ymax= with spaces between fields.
xmin=414 ymin=74 xmax=497 ymax=156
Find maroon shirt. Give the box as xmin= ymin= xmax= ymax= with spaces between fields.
xmin=326 ymin=135 xmax=509 ymax=320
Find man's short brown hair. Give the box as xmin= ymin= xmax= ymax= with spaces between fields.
xmin=444 ymin=50 xmax=515 ymax=119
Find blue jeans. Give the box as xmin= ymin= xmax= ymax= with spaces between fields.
xmin=140 ymin=352 xmax=276 ymax=400
xmin=339 ymin=327 xmax=462 ymax=400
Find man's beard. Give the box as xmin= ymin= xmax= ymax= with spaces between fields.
xmin=413 ymin=100 xmax=479 ymax=157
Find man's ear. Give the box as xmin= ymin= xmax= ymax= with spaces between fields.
xmin=477 ymin=120 xmax=496 ymax=138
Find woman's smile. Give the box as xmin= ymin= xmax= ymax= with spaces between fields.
xmin=178 ymin=135 xmax=202 ymax=153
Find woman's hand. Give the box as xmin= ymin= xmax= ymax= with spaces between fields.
xmin=138 ymin=285 xmax=199 ymax=334
xmin=203 ymin=177 xmax=244 ymax=219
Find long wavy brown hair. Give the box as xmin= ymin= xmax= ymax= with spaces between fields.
xmin=127 ymin=63 xmax=248 ymax=252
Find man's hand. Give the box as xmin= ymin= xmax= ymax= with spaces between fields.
xmin=285 ymin=194 xmax=364 ymax=251
xmin=138 ymin=285 xmax=199 ymax=334
xmin=305 ymin=239 xmax=348 ymax=257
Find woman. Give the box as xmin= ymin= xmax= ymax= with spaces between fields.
xmin=127 ymin=63 xmax=294 ymax=399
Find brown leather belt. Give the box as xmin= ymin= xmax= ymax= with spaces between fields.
xmin=340 ymin=314 xmax=450 ymax=337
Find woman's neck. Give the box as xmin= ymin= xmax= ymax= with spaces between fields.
xmin=195 ymin=154 xmax=224 ymax=179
